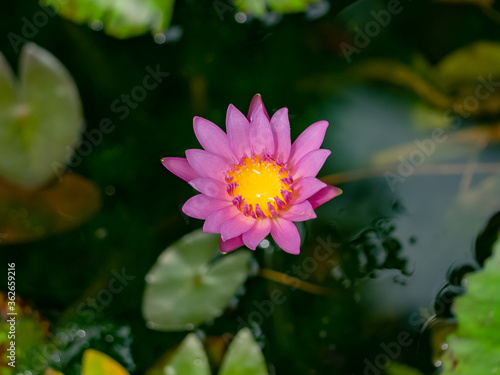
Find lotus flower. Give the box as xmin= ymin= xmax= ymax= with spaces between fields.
xmin=162 ymin=95 xmax=342 ymax=254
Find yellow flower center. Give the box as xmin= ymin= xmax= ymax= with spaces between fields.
xmin=226 ymin=155 xmax=293 ymax=218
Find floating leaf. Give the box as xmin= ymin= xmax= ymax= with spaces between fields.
xmin=81 ymin=349 xmax=129 ymax=375
xmin=162 ymin=334 xmax=211 ymax=375
xmin=0 ymin=173 xmax=101 ymax=244
xmin=142 ymin=230 xmax=252 ymax=331
xmin=440 ymin=240 xmax=500 ymax=373
xmin=43 ymin=0 xmax=175 ymax=39
xmin=219 ymin=328 xmax=268 ymax=375
xmin=0 ymin=44 xmax=82 ymax=188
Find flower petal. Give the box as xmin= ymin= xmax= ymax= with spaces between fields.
xmin=226 ymin=104 xmax=251 ymax=158
xmin=270 ymin=217 xmax=301 ymax=255
xmin=292 ymin=177 xmax=327 ymax=204
xmin=288 ymin=120 xmax=329 ymax=168
xmin=292 ymin=149 xmax=331 ymax=181
xmin=189 ymin=177 xmax=231 ymax=201
xmin=270 ymin=108 xmax=291 ymax=162
xmin=249 ymin=104 xmax=275 ymax=155
xmin=193 ymin=116 xmax=235 ymax=163
xmin=161 ymin=157 xmax=199 ymax=182
xmin=219 ymin=235 xmax=244 ymax=254
xmin=242 ymin=219 xmax=271 ymax=250
xmin=185 ymin=149 xmax=230 ymax=182
xmin=247 ymin=94 xmax=269 ymax=121
xmin=220 ymin=214 xmax=255 ymax=241
xmin=203 ymin=205 xmax=240 ymax=233
xmin=280 ymin=200 xmax=316 ymax=222
xmin=182 ymin=195 xmax=231 ymax=220
xmin=308 ymin=185 xmax=343 ymax=209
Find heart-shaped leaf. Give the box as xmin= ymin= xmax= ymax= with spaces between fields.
xmin=142 ymin=229 xmax=252 ymax=331
xmin=43 ymin=0 xmax=175 ymax=39
xmin=0 ymin=43 xmax=82 ymax=188
xmin=81 ymin=349 xmax=129 ymax=375
xmin=162 ymin=334 xmax=211 ymax=375
xmin=219 ymin=328 xmax=268 ymax=375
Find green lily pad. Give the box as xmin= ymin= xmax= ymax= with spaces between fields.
xmin=0 ymin=43 xmax=82 ymax=189
xmin=388 ymin=239 xmax=500 ymax=375
xmin=43 ymin=0 xmax=175 ymax=39
xmin=142 ymin=230 xmax=252 ymax=331
xmin=219 ymin=328 xmax=268 ymax=375
xmin=162 ymin=334 xmax=211 ymax=375
xmin=440 ymin=239 xmax=500 ymax=374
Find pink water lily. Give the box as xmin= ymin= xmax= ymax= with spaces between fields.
xmin=162 ymin=95 xmax=342 ymax=254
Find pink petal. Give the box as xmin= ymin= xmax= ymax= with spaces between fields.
xmin=161 ymin=157 xmax=199 ymax=182
xmin=247 ymin=94 xmax=269 ymax=121
xmin=189 ymin=178 xmax=231 ymax=201
xmin=219 ymin=235 xmax=244 ymax=254
xmin=270 ymin=217 xmax=301 ymax=255
xmin=288 ymin=120 xmax=329 ymax=168
xmin=308 ymin=185 xmax=343 ymax=209
xmin=249 ymin=104 xmax=275 ymax=155
xmin=185 ymin=149 xmax=230 ymax=182
xmin=280 ymin=200 xmax=316 ymax=222
xmin=242 ymin=219 xmax=271 ymax=250
xmin=292 ymin=177 xmax=327 ymax=204
xmin=292 ymin=149 xmax=331 ymax=181
xmin=220 ymin=214 xmax=255 ymax=241
xmin=193 ymin=116 xmax=235 ymax=163
xmin=226 ymin=104 xmax=251 ymax=158
xmin=204 ymin=205 xmax=240 ymax=233
xmin=270 ymin=108 xmax=291 ymax=162
xmin=182 ymin=195 xmax=231 ymax=220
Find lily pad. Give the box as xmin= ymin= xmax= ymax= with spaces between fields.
xmin=142 ymin=230 xmax=252 ymax=331
xmin=81 ymin=349 xmax=129 ymax=375
xmin=162 ymin=334 xmax=211 ymax=375
xmin=219 ymin=328 xmax=268 ymax=375
xmin=0 ymin=174 xmax=101 ymax=244
xmin=43 ymin=0 xmax=175 ymax=39
xmin=0 ymin=43 xmax=82 ymax=189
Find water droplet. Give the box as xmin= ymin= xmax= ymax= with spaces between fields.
xmin=105 ymin=334 xmax=114 ymax=342
xmin=305 ymin=0 xmax=330 ymax=20
xmin=435 ymin=360 xmax=442 ymax=367
xmin=95 ymin=228 xmax=107 ymax=239
xmin=90 ymin=20 xmax=103 ymax=31
xmin=105 ymin=185 xmax=115 ymax=196
xmin=76 ymin=329 xmax=86 ymax=338
xmin=441 ymin=343 xmax=448 ymax=350
xmin=185 ymin=323 xmax=195 ymax=330
xmin=154 ymin=33 xmax=167 ymax=44
xmin=164 ymin=366 xmax=177 ymax=375
xmin=24 ymin=371 xmax=32 ymax=375
xmin=235 ymin=12 xmax=247 ymax=23
xmin=52 ymin=354 xmax=61 ymax=362
xmin=146 ymin=321 xmax=157 ymax=329
xmin=259 ymin=239 xmax=270 ymax=248
xmin=492 ymin=367 xmax=498 ymax=373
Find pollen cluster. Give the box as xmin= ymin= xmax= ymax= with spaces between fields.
xmin=226 ymin=154 xmax=293 ymax=218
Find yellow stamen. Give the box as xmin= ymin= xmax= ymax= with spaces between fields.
xmin=226 ymin=155 xmax=293 ymax=218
